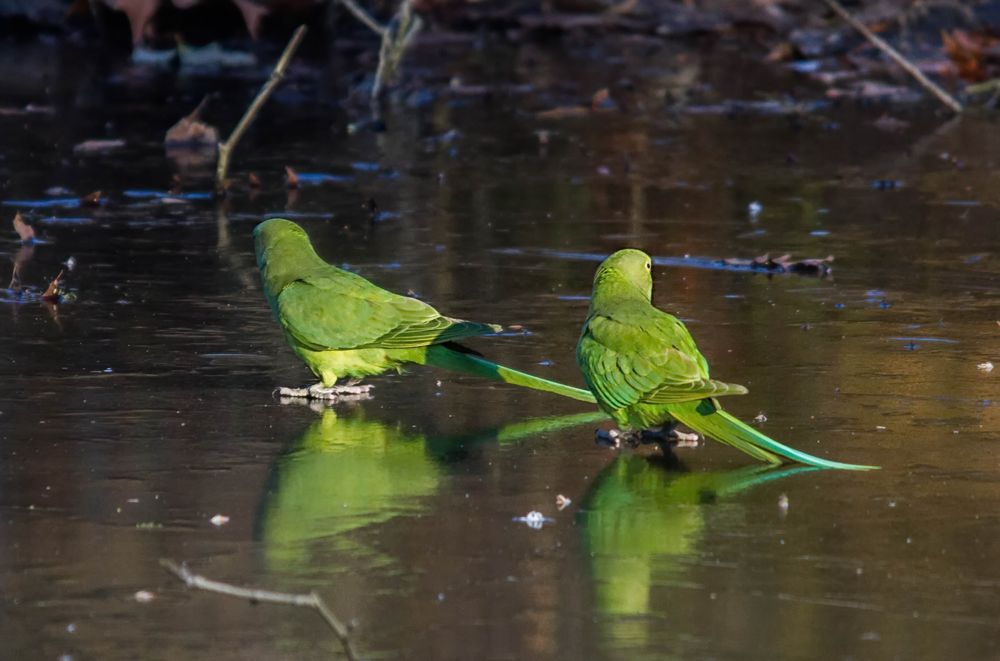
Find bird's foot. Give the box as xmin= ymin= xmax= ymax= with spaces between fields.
xmin=641 ymin=425 xmax=700 ymax=448
xmin=595 ymin=428 xmax=642 ymax=449
xmin=274 ymin=383 xmax=374 ymax=402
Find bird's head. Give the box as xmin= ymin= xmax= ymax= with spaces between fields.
xmin=253 ymin=218 xmax=320 ymax=295
xmin=593 ymin=249 xmax=653 ymax=301
xmin=253 ymin=218 xmax=310 ymax=251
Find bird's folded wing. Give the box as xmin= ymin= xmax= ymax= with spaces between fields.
xmin=580 ymin=314 xmax=744 ymax=408
xmin=277 ymin=278 xmax=499 ymax=351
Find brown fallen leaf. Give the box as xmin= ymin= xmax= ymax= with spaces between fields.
xmin=722 ymin=253 xmax=834 ymax=277
xmin=773 ymin=254 xmax=834 ymax=276
xmin=100 ymin=0 xmax=159 ymax=44
xmin=164 ymin=96 xmax=219 ymax=149
xmin=765 ymin=41 xmax=796 ymax=63
xmin=536 ymin=105 xmax=592 ymax=120
xmin=13 ymin=212 xmax=35 ymax=243
xmin=232 ymin=0 xmax=269 ymax=40
xmin=284 ymin=166 xmax=299 ymax=189
xmin=248 ymin=172 xmax=261 ymax=189
xmin=591 ymin=87 xmax=611 ymax=110
xmin=941 ymin=29 xmax=994 ymax=83
xmin=81 ymin=191 xmax=102 ymax=206
xmin=42 ymin=270 xmax=64 ymax=302
xmin=73 ymin=139 xmax=126 ymax=154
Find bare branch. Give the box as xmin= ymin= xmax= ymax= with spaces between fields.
xmin=339 ymin=0 xmax=386 ymax=36
xmin=160 ymin=559 xmax=360 ymax=661
xmin=370 ymin=1 xmax=423 ymax=113
xmin=215 ymin=25 xmax=309 ymax=193
xmin=822 ymin=0 xmax=962 ymax=114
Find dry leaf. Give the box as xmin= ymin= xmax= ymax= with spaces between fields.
xmin=13 ymin=212 xmax=35 ymax=243
xmin=765 ymin=41 xmax=796 ymax=62
xmin=81 ymin=191 xmax=102 ymax=206
xmin=164 ymin=97 xmax=219 ymax=148
xmin=284 ymin=166 xmax=299 ymax=189
xmin=536 ymin=105 xmax=591 ymax=120
xmin=42 ymin=270 xmax=63 ymax=302
xmin=941 ymin=29 xmax=994 ymax=82
xmin=232 ymin=0 xmax=270 ymax=40
xmin=721 ymin=253 xmax=834 ymax=277
xmin=591 ymin=87 xmax=611 ymax=110
xmin=102 ymin=0 xmax=160 ymax=43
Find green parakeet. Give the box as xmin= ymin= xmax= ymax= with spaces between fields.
xmin=576 ymin=249 xmax=876 ymax=470
xmin=254 ymin=218 xmax=596 ymax=403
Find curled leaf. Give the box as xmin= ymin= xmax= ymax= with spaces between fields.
xmin=165 ymin=97 xmax=219 ymax=149
xmin=721 ymin=253 xmax=834 ymax=277
xmin=42 ymin=270 xmax=64 ymax=302
xmin=13 ymin=212 xmax=35 ymax=243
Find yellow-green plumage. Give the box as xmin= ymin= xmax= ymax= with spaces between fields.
xmin=576 ymin=249 xmax=877 ymax=470
xmin=254 ymin=218 xmax=596 ymax=403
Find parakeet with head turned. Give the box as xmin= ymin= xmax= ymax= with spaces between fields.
xmin=576 ymin=249 xmax=876 ymax=470
xmin=254 ymin=218 xmax=596 ymax=403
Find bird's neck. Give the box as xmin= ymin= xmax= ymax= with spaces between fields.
xmin=258 ymin=238 xmax=326 ymax=294
xmin=589 ymin=269 xmax=650 ymax=314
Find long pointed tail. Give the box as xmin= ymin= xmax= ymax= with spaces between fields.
xmin=668 ymin=399 xmax=878 ymax=471
xmin=424 ymin=345 xmax=597 ymax=404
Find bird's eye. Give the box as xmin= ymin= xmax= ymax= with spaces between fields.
xmin=645 ymin=262 xmax=651 ymax=270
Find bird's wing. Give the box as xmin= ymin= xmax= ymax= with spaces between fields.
xmin=276 ymin=273 xmax=499 ymax=351
xmin=580 ymin=309 xmax=744 ymax=409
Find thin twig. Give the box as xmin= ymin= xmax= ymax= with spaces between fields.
xmin=370 ymin=1 xmax=423 ymax=115
xmin=215 ymin=25 xmax=308 ymax=193
xmin=822 ymin=0 xmax=962 ymax=113
xmin=160 ymin=559 xmax=360 ymax=661
xmin=339 ymin=0 xmax=386 ymax=36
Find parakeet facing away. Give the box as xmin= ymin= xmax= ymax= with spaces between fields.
xmin=254 ymin=218 xmax=596 ymax=403
xmin=576 ymin=249 xmax=876 ymax=470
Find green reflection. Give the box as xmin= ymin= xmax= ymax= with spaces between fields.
xmin=578 ymin=456 xmax=815 ymax=648
xmin=258 ymin=407 xmax=606 ymax=573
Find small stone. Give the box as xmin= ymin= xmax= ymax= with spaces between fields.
xmin=134 ymin=590 xmax=156 ymax=603
xmin=513 ymin=510 xmax=554 ymax=530
xmin=209 ymin=514 xmax=230 ymax=527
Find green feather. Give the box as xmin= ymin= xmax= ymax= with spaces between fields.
xmin=421 ymin=345 xmax=596 ymax=403
xmin=668 ymin=399 xmax=877 ymax=470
